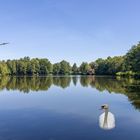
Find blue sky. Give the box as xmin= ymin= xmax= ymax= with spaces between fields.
xmin=0 ymin=0 xmax=140 ymax=65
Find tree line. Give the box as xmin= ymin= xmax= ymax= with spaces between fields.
xmin=0 ymin=42 xmax=140 ymax=76
xmin=0 ymin=57 xmax=94 ymax=75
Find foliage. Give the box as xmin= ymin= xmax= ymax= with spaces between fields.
xmin=0 ymin=61 xmax=9 ymax=75
xmin=94 ymin=56 xmax=124 ymax=75
xmin=116 ymin=71 xmax=140 ymax=78
xmin=0 ymin=42 xmax=140 ymax=76
xmin=124 ymin=43 xmax=140 ymax=72
xmin=79 ymin=62 xmax=91 ymax=75
xmin=53 ymin=63 xmax=61 ymax=75
xmin=72 ymin=63 xmax=78 ymax=74
xmin=59 ymin=60 xmax=71 ymax=75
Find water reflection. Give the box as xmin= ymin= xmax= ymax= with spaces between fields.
xmin=0 ymin=76 xmax=140 ymax=110
xmin=99 ymin=104 xmax=115 ymax=130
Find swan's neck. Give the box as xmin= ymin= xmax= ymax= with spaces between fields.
xmin=105 ymin=109 xmax=109 ymax=116
xmin=103 ymin=109 xmax=109 ymax=127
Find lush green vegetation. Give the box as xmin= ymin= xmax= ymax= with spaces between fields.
xmin=94 ymin=56 xmax=124 ymax=75
xmin=0 ymin=42 xmax=140 ymax=76
xmin=115 ymin=42 xmax=140 ymax=77
xmin=93 ymin=42 xmax=140 ymax=77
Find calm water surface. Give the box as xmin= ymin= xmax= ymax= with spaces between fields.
xmin=0 ymin=76 xmax=140 ymax=140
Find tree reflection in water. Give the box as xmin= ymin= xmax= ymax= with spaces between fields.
xmin=0 ymin=76 xmax=140 ymax=110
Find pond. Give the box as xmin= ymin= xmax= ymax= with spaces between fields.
xmin=0 ymin=76 xmax=140 ymax=140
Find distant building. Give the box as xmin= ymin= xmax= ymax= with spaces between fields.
xmin=87 ymin=69 xmax=95 ymax=75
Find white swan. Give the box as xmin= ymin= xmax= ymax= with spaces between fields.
xmin=99 ymin=104 xmax=115 ymax=130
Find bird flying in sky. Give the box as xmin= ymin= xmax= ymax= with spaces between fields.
xmin=0 ymin=42 xmax=9 ymax=46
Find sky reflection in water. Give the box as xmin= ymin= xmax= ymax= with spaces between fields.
xmin=0 ymin=76 xmax=140 ymax=140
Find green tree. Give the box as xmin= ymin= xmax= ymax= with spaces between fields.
xmin=7 ymin=60 xmax=17 ymax=75
xmin=59 ymin=60 xmax=71 ymax=74
xmin=79 ymin=62 xmax=91 ymax=74
xmin=125 ymin=43 xmax=140 ymax=72
xmin=95 ymin=56 xmax=124 ymax=75
xmin=0 ymin=61 xmax=9 ymax=75
xmin=39 ymin=59 xmax=52 ymax=75
xmin=53 ymin=63 xmax=61 ymax=74
xmin=72 ymin=63 xmax=78 ymax=74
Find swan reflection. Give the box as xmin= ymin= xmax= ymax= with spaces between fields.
xmin=99 ymin=104 xmax=115 ymax=130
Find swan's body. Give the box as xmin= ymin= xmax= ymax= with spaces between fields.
xmin=99 ymin=104 xmax=115 ymax=130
